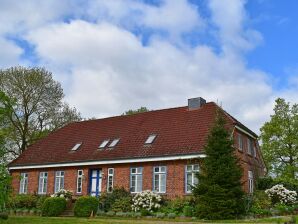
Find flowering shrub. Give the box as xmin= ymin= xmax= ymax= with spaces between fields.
xmin=51 ymin=189 xmax=72 ymax=200
xmin=131 ymin=190 xmax=162 ymax=212
xmin=265 ymin=184 xmax=297 ymax=205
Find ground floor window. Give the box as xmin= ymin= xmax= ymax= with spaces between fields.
xmin=107 ymin=168 xmax=114 ymax=193
xmin=55 ymin=171 xmax=65 ymax=193
xmin=38 ymin=172 xmax=48 ymax=194
xmin=248 ymin=170 xmax=254 ymax=193
xmin=153 ymin=166 xmax=166 ymax=193
xmin=19 ymin=173 xmax=28 ymax=194
xmin=185 ymin=164 xmax=199 ymax=193
xmin=130 ymin=167 xmax=142 ymax=193
xmin=77 ymin=170 xmax=83 ymax=193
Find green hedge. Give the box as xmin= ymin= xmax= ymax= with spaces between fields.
xmin=74 ymin=196 xmax=98 ymax=217
xmin=99 ymin=187 xmax=130 ymax=211
xmin=42 ymin=197 xmax=66 ymax=217
xmin=7 ymin=194 xmax=38 ymax=209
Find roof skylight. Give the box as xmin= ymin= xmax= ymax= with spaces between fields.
xmin=99 ymin=139 xmax=110 ymax=149
xmin=108 ymin=138 xmax=120 ymax=148
xmin=145 ymin=134 xmax=157 ymax=144
xmin=71 ymin=143 xmax=82 ymax=151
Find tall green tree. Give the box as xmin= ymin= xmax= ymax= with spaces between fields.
xmin=0 ymin=66 xmax=82 ymax=158
xmin=260 ymin=98 xmax=298 ymax=182
xmin=123 ymin=107 xmax=149 ymax=115
xmin=193 ymin=112 xmax=244 ymax=220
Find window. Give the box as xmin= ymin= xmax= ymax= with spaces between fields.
xmin=237 ymin=134 xmax=243 ymax=151
xmin=38 ymin=172 xmax=48 ymax=194
xmin=247 ymin=139 xmax=254 ymax=155
xmin=55 ymin=171 xmax=65 ymax=193
xmin=130 ymin=167 xmax=142 ymax=193
xmin=19 ymin=173 xmax=28 ymax=194
xmin=71 ymin=143 xmax=82 ymax=151
xmin=153 ymin=166 xmax=166 ymax=193
xmin=108 ymin=138 xmax=120 ymax=148
xmin=77 ymin=170 xmax=83 ymax=194
xmin=99 ymin=139 xmax=109 ymax=149
xmin=145 ymin=134 xmax=157 ymax=144
xmin=107 ymin=168 xmax=114 ymax=193
xmin=185 ymin=164 xmax=199 ymax=193
xmin=248 ymin=170 xmax=254 ymax=193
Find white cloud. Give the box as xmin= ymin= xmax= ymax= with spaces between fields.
xmin=0 ymin=38 xmax=23 ymax=67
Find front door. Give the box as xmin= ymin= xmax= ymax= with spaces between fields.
xmin=89 ymin=169 xmax=102 ymax=196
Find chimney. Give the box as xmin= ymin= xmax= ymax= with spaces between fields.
xmin=188 ymin=97 xmax=206 ymax=110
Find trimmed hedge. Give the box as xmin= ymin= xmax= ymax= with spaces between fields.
xmin=74 ymin=196 xmax=98 ymax=217
xmin=100 ymin=187 xmax=130 ymax=211
xmin=42 ymin=197 xmax=67 ymax=217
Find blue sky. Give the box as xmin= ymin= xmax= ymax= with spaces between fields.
xmin=0 ymin=0 xmax=297 ymax=133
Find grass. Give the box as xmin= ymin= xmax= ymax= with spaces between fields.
xmin=0 ymin=216 xmax=297 ymax=224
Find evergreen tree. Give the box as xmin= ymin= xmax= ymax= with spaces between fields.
xmin=192 ymin=111 xmax=245 ymax=220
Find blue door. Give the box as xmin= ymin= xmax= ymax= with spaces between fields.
xmin=89 ymin=169 xmax=102 ymax=196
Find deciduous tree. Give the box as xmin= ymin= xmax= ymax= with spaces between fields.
xmin=123 ymin=107 xmax=149 ymax=115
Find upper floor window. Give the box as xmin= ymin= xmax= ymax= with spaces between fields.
xmin=130 ymin=167 xmax=142 ymax=193
xmin=108 ymin=138 xmax=120 ymax=148
xmin=237 ymin=133 xmax=243 ymax=151
xmin=77 ymin=170 xmax=83 ymax=194
xmin=248 ymin=170 xmax=254 ymax=194
xmin=71 ymin=143 xmax=82 ymax=151
xmin=107 ymin=168 xmax=114 ymax=193
xmin=153 ymin=166 xmax=166 ymax=193
xmin=38 ymin=172 xmax=48 ymax=194
xmin=19 ymin=173 xmax=28 ymax=194
xmin=55 ymin=171 xmax=65 ymax=193
xmin=247 ymin=139 xmax=254 ymax=155
xmin=99 ymin=139 xmax=109 ymax=149
xmin=185 ymin=164 xmax=199 ymax=193
xmin=145 ymin=134 xmax=157 ymax=144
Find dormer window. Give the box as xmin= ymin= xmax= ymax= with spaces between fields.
xmin=99 ymin=139 xmax=109 ymax=149
xmin=108 ymin=138 xmax=120 ymax=148
xmin=145 ymin=134 xmax=157 ymax=144
xmin=71 ymin=143 xmax=82 ymax=151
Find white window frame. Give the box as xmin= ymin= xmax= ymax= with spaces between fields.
xmin=38 ymin=172 xmax=48 ymax=194
xmin=107 ymin=168 xmax=114 ymax=193
xmin=237 ymin=133 xmax=243 ymax=151
xmin=99 ymin=139 xmax=110 ymax=149
xmin=19 ymin=173 xmax=28 ymax=194
xmin=108 ymin=138 xmax=120 ymax=148
xmin=77 ymin=170 xmax=83 ymax=194
xmin=55 ymin=171 xmax=65 ymax=193
xmin=248 ymin=170 xmax=254 ymax=194
xmin=130 ymin=167 xmax=142 ymax=193
xmin=185 ymin=164 xmax=199 ymax=193
xmin=71 ymin=143 xmax=82 ymax=151
xmin=145 ymin=134 xmax=157 ymax=144
xmin=153 ymin=166 xmax=166 ymax=193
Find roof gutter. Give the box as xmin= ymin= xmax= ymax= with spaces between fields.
xmin=235 ymin=125 xmax=257 ymax=139
xmin=8 ymin=153 xmax=206 ymax=170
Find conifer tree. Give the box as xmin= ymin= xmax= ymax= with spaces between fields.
xmin=192 ymin=111 xmax=245 ymax=220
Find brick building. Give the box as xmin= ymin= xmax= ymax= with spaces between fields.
xmin=9 ymin=97 xmax=266 ymax=198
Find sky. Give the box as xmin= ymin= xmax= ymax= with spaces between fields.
xmin=0 ymin=0 xmax=298 ymax=133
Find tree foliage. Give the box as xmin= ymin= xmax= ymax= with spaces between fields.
xmin=0 ymin=66 xmax=82 ymax=158
xmin=123 ymin=107 xmax=149 ymax=115
xmin=260 ymin=98 xmax=298 ymax=182
xmin=192 ymin=111 xmax=245 ymax=220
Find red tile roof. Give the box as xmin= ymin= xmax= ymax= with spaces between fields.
xmin=9 ymin=102 xmax=257 ymax=167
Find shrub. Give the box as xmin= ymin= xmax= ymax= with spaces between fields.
xmin=155 ymin=212 xmax=165 ymax=218
xmin=256 ymin=177 xmax=274 ymax=190
xmin=51 ymin=189 xmax=72 ymax=200
xmin=0 ymin=212 xmax=8 ymax=220
xmin=265 ymin=184 xmax=297 ymax=205
xmin=42 ymin=197 xmax=66 ymax=217
xmin=106 ymin=211 xmax=115 ymax=216
xmin=140 ymin=209 xmax=151 ymax=216
xmin=36 ymin=196 xmax=48 ymax=209
xmin=9 ymin=194 xmax=38 ymax=209
xmin=111 ymin=197 xmax=132 ymax=212
xmin=131 ymin=190 xmax=162 ymax=212
xmin=183 ymin=206 xmax=193 ymax=217
xmin=74 ymin=196 xmax=98 ymax=217
xmin=167 ymin=213 xmax=176 ymax=219
xmin=161 ymin=197 xmax=193 ymax=214
xmin=100 ymin=187 xmax=130 ymax=211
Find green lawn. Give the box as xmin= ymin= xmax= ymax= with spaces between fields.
xmin=0 ymin=216 xmax=297 ymax=224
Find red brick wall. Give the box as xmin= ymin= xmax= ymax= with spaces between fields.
xmin=10 ymin=133 xmax=265 ymax=198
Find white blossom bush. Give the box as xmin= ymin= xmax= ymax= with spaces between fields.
xmin=51 ymin=189 xmax=73 ymax=200
xmin=265 ymin=184 xmax=297 ymax=205
xmin=131 ymin=190 xmax=162 ymax=212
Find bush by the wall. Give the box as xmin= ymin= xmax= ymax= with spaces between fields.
xmin=42 ymin=197 xmax=66 ymax=217
xmin=0 ymin=212 xmax=8 ymax=220
xmin=256 ymin=177 xmax=274 ymax=190
xmin=8 ymin=194 xmax=38 ymax=209
xmin=100 ymin=187 xmax=130 ymax=211
xmin=36 ymin=196 xmax=48 ymax=209
xmin=74 ymin=196 xmax=98 ymax=217
xmin=160 ymin=197 xmax=193 ymax=214
xmin=111 ymin=197 xmax=132 ymax=212
xmin=183 ymin=206 xmax=193 ymax=217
